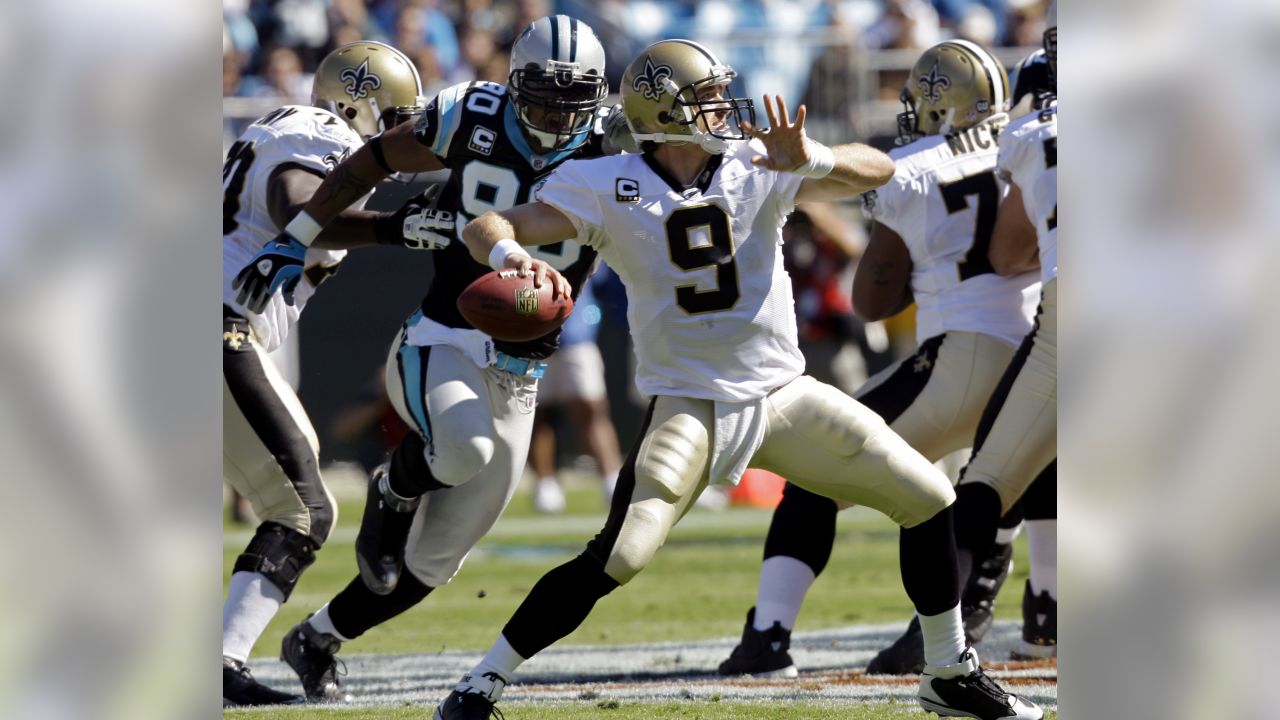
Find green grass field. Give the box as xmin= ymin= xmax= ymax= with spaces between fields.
xmin=224 ymin=474 xmax=1054 ymax=719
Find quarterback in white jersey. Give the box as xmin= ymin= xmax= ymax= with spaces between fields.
xmin=439 ymin=39 xmax=1041 ymax=720
xmin=221 ymin=41 xmax=424 ymax=707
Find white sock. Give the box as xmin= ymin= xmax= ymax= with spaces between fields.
xmin=995 ymin=520 xmax=1023 ymax=545
xmin=1026 ymin=519 xmax=1057 ymax=599
xmin=306 ymin=603 xmax=352 ymax=642
xmin=917 ymin=604 xmax=967 ymax=668
xmin=463 ymin=634 xmax=526 ymax=693
xmin=753 ymin=556 xmax=817 ymax=631
xmin=222 ymin=571 xmax=285 ymax=663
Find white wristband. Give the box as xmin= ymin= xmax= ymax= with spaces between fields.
xmin=284 ymin=210 xmax=323 ymax=247
xmin=488 ymin=238 xmax=530 ymax=270
xmin=794 ymin=140 xmax=836 ymax=179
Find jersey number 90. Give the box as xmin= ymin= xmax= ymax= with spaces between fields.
xmin=458 ymin=160 xmax=582 ymax=271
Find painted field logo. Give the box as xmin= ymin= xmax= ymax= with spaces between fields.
xmin=514 ymin=288 xmax=539 ymax=315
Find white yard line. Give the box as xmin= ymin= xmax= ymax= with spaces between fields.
xmin=247 ymin=621 xmax=1056 ymax=711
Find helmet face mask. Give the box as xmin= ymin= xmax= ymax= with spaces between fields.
xmin=312 ymin=41 xmax=424 ymax=139
xmin=896 ymin=40 xmax=1009 ymax=145
xmin=622 ymin=40 xmax=754 ymax=155
xmin=508 ymin=16 xmax=609 ymax=152
xmin=509 ymin=62 xmax=608 ymax=150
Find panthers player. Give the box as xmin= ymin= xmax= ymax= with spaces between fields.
xmin=445 ymin=39 xmax=1042 ymax=720
xmin=875 ymin=1 xmax=1059 ymax=670
xmin=222 ymin=41 xmax=423 ymax=706
xmin=716 ymin=39 xmax=1044 ymax=679
xmin=232 ymin=17 xmax=620 ymax=702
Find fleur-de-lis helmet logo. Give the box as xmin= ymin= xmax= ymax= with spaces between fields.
xmin=632 ymin=56 xmax=673 ymax=102
xmin=340 ymin=58 xmax=382 ymax=101
xmin=917 ymin=61 xmax=951 ymax=103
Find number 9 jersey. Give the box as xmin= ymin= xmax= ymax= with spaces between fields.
xmin=534 ymin=139 xmax=807 ymax=403
xmin=411 ymin=80 xmax=609 ymax=359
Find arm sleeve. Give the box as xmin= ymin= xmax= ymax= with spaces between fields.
xmin=413 ymin=83 xmax=469 ymax=158
xmin=861 ymin=170 xmax=911 ymax=236
xmin=533 ymin=162 xmax=605 ymax=247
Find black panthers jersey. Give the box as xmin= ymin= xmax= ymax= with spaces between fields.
xmin=411 ymin=80 xmax=607 ymax=360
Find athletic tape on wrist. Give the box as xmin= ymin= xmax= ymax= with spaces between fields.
xmin=285 ymin=210 xmax=323 ymax=247
xmin=489 ymin=239 xmax=530 ymax=270
xmin=794 ymin=140 xmax=836 ymax=179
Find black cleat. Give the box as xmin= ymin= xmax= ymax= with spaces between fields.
xmin=918 ymin=648 xmax=1042 ymax=718
xmin=434 ymin=690 xmax=506 ymax=719
xmin=281 ymin=616 xmax=348 ymax=702
xmin=866 ymin=615 xmax=926 ymax=675
xmin=434 ymin=671 xmax=507 ymax=720
xmin=1011 ymin=580 xmax=1056 ymax=659
xmin=355 ymin=464 xmax=420 ymax=595
xmin=223 ymin=657 xmax=303 ymax=706
xmin=962 ymin=541 xmax=1014 ymax=645
xmin=717 ymin=607 xmax=799 ymax=677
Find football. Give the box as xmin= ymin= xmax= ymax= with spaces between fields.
xmin=457 ymin=270 xmax=575 ymax=342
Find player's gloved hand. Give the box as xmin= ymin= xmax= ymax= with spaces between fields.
xmin=232 ymin=232 xmax=308 ymax=313
xmin=376 ymin=189 xmax=455 ymax=250
xmin=401 ymin=204 xmax=455 ymax=250
xmin=601 ymin=103 xmax=639 ymax=155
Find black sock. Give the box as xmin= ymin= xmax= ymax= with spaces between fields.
xmin=900 ymin=505 xmax=960 ymax=616
xmin=762 ymin=482 xmax=839 ymax=575
xmin=953 ymin=483 xmax=1003 ymax=586
xmin=387 ymin=432 xmax=448 ymax=498
xmin=328 ymin=572 xmax=433 ymax=640
xmin=502 ymin=553 xmax=621 ymax=659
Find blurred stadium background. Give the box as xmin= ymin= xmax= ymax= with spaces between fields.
xmin=222 ymin=0 xmax=1049 ymax=477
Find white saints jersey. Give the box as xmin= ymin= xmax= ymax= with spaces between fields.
xmin=222 ymin=105 xmax=360 ymax=352
xmin=998 ymin=102 xmax=1058 ymax=283
xmin=864 ymin=116 xmax=1040 ymax=347
xmin=536 ymin=139 xmax=806 ymax=402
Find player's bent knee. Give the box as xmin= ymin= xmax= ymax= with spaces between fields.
xmin=881 ymin=437 xmax=956 ymax=528
xmin=604 ymin=505 xmax=669 ymax=585
xmin=232 ymin=522 xmax=318 ymax=601
xmin=428 ymin=435 xmax=496 ymax=486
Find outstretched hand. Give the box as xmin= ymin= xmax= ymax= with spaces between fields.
xmin=741 ymin=94 xmax=811 ymax=172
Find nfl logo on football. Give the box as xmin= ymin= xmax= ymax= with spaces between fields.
xmin=514 ymin=288 xmax=539 ymax=316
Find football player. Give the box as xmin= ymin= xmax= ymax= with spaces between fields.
xmin=446 ymin=39 xmax=1042 ymax=720
xmin=232 ymin=17 xmax=621 ymax=702
xmin=876 ymin=0 xmax=1059 ymax=669
xmin=717 ymin=39 xmax=1043 ymax=679
xmin=221 ymin=41 xmax=424 ymax=706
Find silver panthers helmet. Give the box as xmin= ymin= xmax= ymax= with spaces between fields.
xmin=508 ymin=15 xmax=609 ymax=151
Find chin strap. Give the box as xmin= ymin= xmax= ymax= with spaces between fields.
xmin=629 ymin=130 xmax=735 ymax=155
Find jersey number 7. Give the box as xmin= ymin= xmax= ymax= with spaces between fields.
xmin=941 ymin=171 xmax=999 ymax=281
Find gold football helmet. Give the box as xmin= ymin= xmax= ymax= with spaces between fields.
xmin=620 ymin=39 xmax=754 ymax=155
xmin=897 ymin=40 xmax=1009 ymax=144
xmin=312 ymin=41 xmax=424 ymax=139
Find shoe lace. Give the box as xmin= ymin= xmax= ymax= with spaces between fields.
xmin=958 ymin=667 xmax=1014 ymax=705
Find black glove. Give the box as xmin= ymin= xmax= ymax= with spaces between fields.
xmin=231 ymin=233 xmax=308 ymax=313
